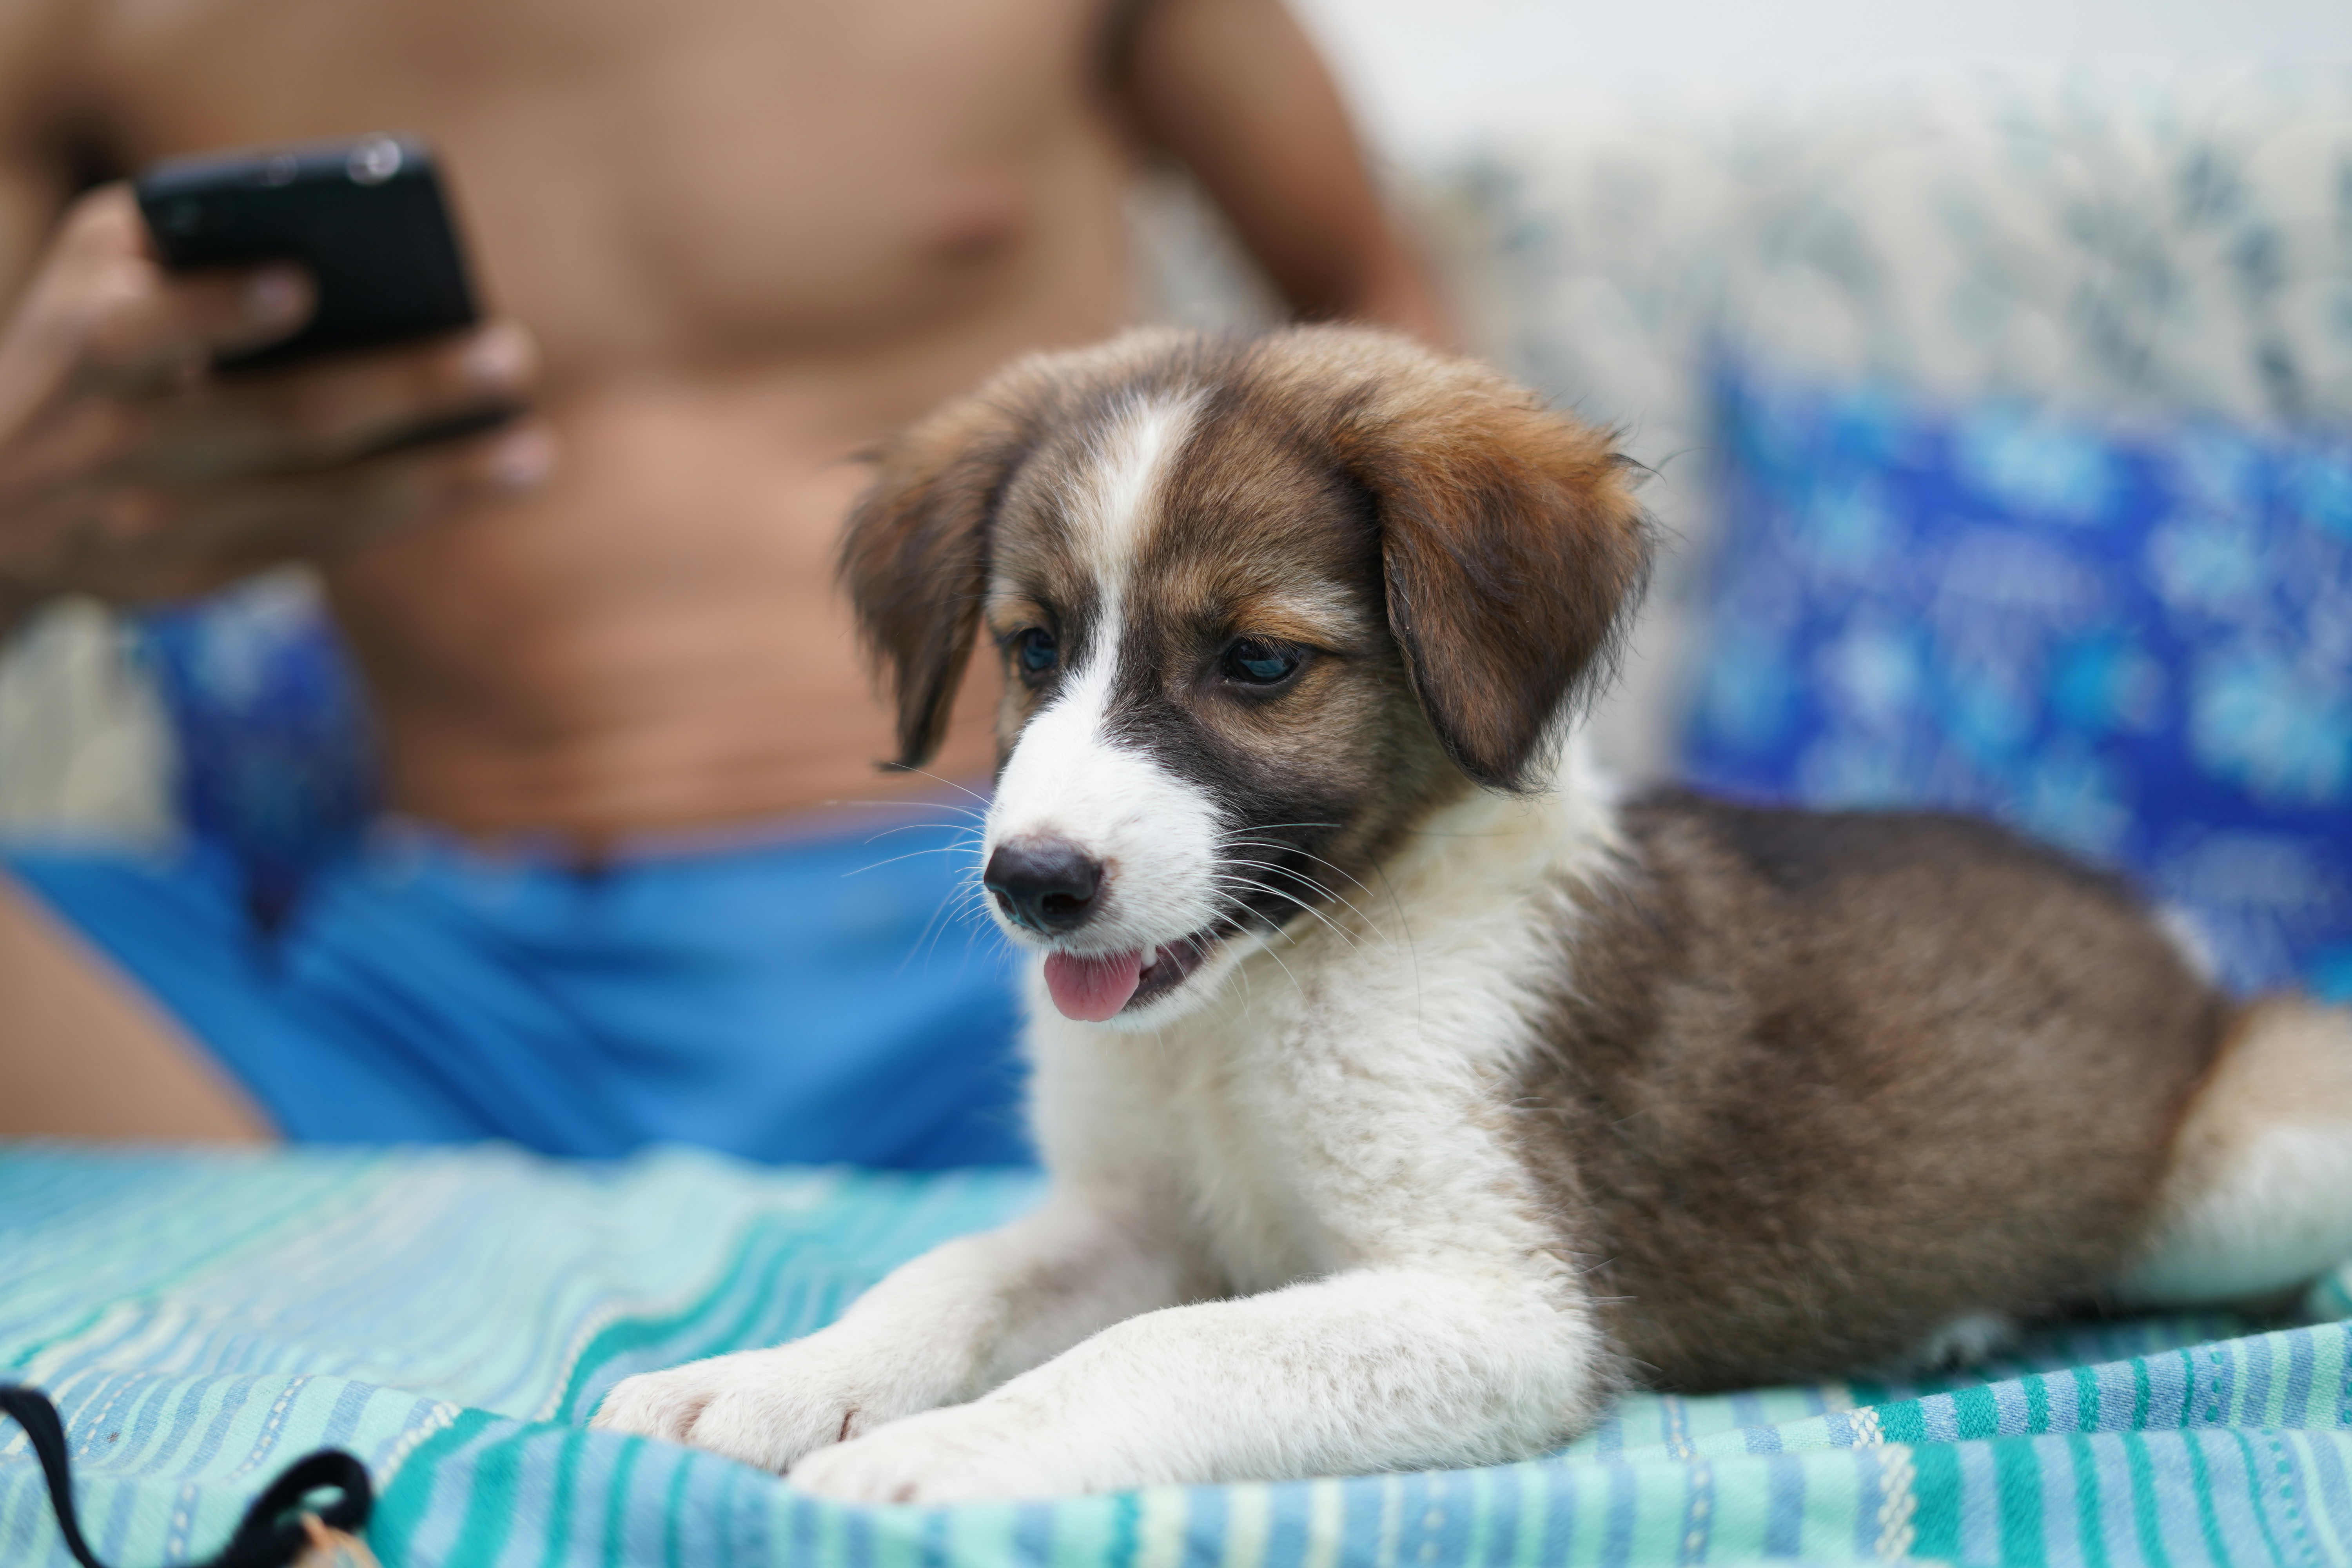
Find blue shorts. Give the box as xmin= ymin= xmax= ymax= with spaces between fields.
xmin=5 ymin=817 xmax=1031 ymax=1168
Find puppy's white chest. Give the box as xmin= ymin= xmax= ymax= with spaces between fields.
xmin=1026 ymin=787 xmax=1617 ymax=1301
xmin=1153 ymin=962 xmax=1481 ymax=1295
xmin=1165 ymin=1040 xmax=1346 ymax=1295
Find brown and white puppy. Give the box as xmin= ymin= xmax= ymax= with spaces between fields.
xmin=594 ymin=327 xmax=2352 ymax=1502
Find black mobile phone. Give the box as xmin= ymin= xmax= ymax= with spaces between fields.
xmin=134 ymin=134 xmax=483 ymax=372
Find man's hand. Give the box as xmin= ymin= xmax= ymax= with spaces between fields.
xmin=0 ymin=183 xmax=554 ymax=628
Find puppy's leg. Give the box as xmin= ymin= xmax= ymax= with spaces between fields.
xmin=789 ymin=1265 xmax=1605 ymax=1504
xmin=2118 ymin=997 xmax=2352 ymax=1308
xmin=592 ymin=1191 xmax=1202 ymax=1472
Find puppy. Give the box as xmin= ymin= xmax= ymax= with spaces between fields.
xmin=595 ymin=327 xmax=2352 ymax=1503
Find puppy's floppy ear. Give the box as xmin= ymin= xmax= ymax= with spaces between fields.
xmin=1338 ymin=347 xmax=1652 ymax=792
xmin=838 ymin=383 xmax=1043 ymax=771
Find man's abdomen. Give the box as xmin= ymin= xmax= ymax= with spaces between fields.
xmin=323 ymin=379 xmax=1011 ymax=842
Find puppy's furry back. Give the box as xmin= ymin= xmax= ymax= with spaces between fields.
xmin=1521 ymin=791 xmax=2226 ymax=1388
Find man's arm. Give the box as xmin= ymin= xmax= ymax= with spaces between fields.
xmin=0 ymin=0 xmax=80 ymax=290
xmin=1114 ymin=0 xmax=1454 ymax=348
xmin=0 ymin=0 xmax=87 ymax=633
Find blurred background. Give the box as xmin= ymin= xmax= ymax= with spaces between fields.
xmin=4 ymin=2 xmax=2347 ymax=997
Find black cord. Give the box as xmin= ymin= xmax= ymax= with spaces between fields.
xmin=1 ymin=1384 xmax=372 ymax=1568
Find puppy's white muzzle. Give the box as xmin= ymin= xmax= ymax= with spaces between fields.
xmin=984 ymin=666 xmax=1224 ymax=1020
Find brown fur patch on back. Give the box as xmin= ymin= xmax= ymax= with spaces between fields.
xmin=1515 ymin=791 xmax=2227 ymax=1389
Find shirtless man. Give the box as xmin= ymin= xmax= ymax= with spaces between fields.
xmin=0 ymin=0 xmax=1445 ymax=1158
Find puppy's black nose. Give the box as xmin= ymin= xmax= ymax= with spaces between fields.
xmin=984 ymin=840 xmax=1103 ymax=935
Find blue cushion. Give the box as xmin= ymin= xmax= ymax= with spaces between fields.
xmin=1682 ymin=361 xmax=2352 ymax=998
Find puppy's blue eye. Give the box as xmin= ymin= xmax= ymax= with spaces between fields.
xmin=1221 ymin=639 xmax=1300 ymax=686
xmin=1016 ymin=627 xmax=1059 ymax=677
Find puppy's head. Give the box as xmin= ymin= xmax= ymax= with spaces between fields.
xmin=841 ymin=327 xmax=1650 ymax=1026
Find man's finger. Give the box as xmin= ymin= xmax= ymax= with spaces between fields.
xmin=74 ymin=260 xmax=314 ymax=392
xmin=132 ymin=319 xmax=538 ymax=480
xmin=168 ymin=418 xmax=561 ymax=568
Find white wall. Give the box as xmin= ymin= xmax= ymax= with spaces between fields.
xmin=1290 ymin=0 xmax=2352 ymax=156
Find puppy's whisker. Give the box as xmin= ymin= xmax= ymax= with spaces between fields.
xmin=1223 ymin=860 xmax=1374 ymax=921
xmin=1208 ymin=891 xmax=1312 ymax=1002
xmin=1218 ymin=822 xmax=1341 ymax=837
xmin=1229 ymin=868 xmax=1376 ymax=935
xmin=1366 ymin=858 xmax=1424 ymax=1028
xmin=1243 ymin=921 xmax=1311 ymax=1002
xmin=859 ymin=821 xmax=987 ymax=843
xmin=1219 ymin=841 xmax=1381 ymax=900
xmin=1214 ymin=865 xmax=1364 ymax=940
xmin=914 ymin=872 xmax=1007 ymax=969
xmin=1218 ymin=857 xmax=1371 ymax=920
xmin=1221 ymin=898 xmax=1318 ymax=957
xmin=1218 ymin=857 xmax=1389 ymax=944
xmin=1211 ymin=874 xmax=1363 ymax=953
xmin=881 ymin=766 xmax=991 ymax=806
xmin=1213 ymin=834 xmax=1392 ymax=931
xmin=826 ymin=798 xmax=989 ymax=822
xmin=901 ymin=866 xmax=993 ymax=974
xmin=846 ymin=844 xmax=989 ymax=878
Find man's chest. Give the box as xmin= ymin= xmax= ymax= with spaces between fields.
xmin=90 ymin=0 xmax=1129 ymax=366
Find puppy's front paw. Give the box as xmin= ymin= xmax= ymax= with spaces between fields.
xmin=591 ymin=1343 xmax=910 ymax=1473
xmin=787 ymin=1400 xmax=1096 ymax=1505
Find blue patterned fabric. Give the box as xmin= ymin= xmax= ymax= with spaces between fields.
xmin=134 ymin=574 xmax=377 ymax=908
xmin=1683 ymin=361 xmax=2352 ymax=998
xmin=9 ymin=1144 xmax=2352 ymax=1568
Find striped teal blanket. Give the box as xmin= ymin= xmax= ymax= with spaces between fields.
xmin=5 ymin=1145 xmax=2350 ymax=1568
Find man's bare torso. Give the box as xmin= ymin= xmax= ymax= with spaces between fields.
xmin=90 ymin=0 xmax=1141 ymax=838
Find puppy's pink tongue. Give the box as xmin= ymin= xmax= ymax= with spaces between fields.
xmin=1043 ymin=949 xmax=1145 ymax=1022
